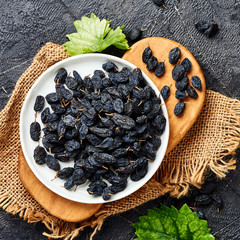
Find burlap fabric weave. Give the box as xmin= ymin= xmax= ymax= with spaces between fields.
xmin=0 ymin=43 xmax=239 ymax=239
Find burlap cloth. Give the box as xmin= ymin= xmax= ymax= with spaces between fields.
xmin=0 ymin=43 xmax=239 ymax=239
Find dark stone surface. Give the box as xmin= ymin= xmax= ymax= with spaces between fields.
xmin=0 ymin=0 xmax=239 ymax=239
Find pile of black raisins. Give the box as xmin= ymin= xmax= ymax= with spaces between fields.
xmin=142 ymin=45 xmax=203 ymax=116
xmin=142 ymin=47 xmax=165 ymax=78
xmin=30 ymin=62 xmax=166 ymax=201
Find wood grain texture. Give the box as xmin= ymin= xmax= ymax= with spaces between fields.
xmin=123 ymin=37 xmax=206 ymax=153
xmin=18 ymin=148 xmax=102 ymax=222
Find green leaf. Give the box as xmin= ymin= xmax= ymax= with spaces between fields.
xmin=63 ymin=13 xmax=129 ymax=56
xmin=132 ymin=204 xmax=215 ymax=240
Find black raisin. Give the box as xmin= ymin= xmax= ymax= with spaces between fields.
xmin=112 ymin=113 xmax=136 ymax=130
xmin=64 ymin=176 xmax=75 ymax=190
xmin=30 ymin=122 xmax=41 ymax=141
xmin=174 ymin=101 xmax=185 ymax=116
xmin=54 ymin=68 xmax=67 ymax=84
xmin=152 ymin=0 xmax=166 ymax=8
xmin=187 ymin=85 xmax=198 ymax=98
xmin=161 ymin=86 xmax=170 ymax=100
xmin=127 ymin=28 xmax=142 ymax=42
xmin=65 ymin=140 xmax=80 ymax=152
xmin=195 ymin=194 xmax=212 ymax=206
xmin=175 ymin=76 xmax=189 ymax=91
xmin=193 ymin=208 xmax=205 ymax=219
xmin=142 ymin=47 xmax=152 ymax=63
xmin=73 ymin=168 xmax=87 ymax=185
xmin=181 ymin=58 xmax=191 ymax=72
xmin=102 ymin=186 xmax=113 ymax=200
xmin=102 ymin=62 xmax=118 ymax=73
xmin=147 ymin=56 xmax=158 ymax=71
xmin=169 ymin=47 xmax=181 ymax=64
xmin=33 ymin=146 xmax=46 ymax=165
xmin=195 ymin=20 xmax=218 ymax=37
xmin=65 ymin=76 xmax=79 ymax=90
xmin=41 ymin=107 xmax=50 ymax=123
xmin=57 ymin=167 xmax=74 ymax=180
xmin=175 ymin=90 xmax=187 ymax=100
xmin=191 ymin=76 xmax=202 ymax=90
xmin=45 ymin=155 xmax=60 ymax=171
xmin=34 ymin=95 xmax=45 ymax=112
xmin=155 ymin=62 xmax=165 ymax=77
xmin=212 ymin=194 xmax=223 ymax=209
xmin=172 ymin=64 xmax=185 ymax=81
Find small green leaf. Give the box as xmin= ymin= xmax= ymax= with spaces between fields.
xmin=63 ymin=13 xmax=129 ymax=56
xmin=132 ymin=204 xmax=215 ymax=240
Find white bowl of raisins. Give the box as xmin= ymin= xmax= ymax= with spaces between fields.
xmin=20 ymin=53 xmax=169 ymax=203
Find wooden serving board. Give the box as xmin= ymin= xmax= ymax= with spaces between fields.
xmin=18 ymin=148 xmax=103 ymax=222
xmin=123 ymin=37 xmax=206 ymax=153
xmin=18 ymin=37 xmax=205 ymax=222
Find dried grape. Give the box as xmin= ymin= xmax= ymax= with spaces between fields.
xmin=33 ymin=146 xmax=46 ymax=165
xmin=175 ymin=76 xmax=189 ymax=91
xmin=172 ymin=64 xmax=185 ymax=81
xmin=30 ymin=122 xmax=41 ymax=141
xmin=127 ymin=28 xmax=142 ymax=42
xmin=57 ymin=167 xmax=74 ymax=179
xmin=161 ymin=86 xmax=170 ymax=100
xmin=187 ymin=85 xmax=198 ymax=98
xmin=191 ymin=76 xmax=202 ymax=90
xmin=54 ymin=68 xmax=67 ymax=84
xmin=169 ymin=47 xmax=181 ymax=64
xmin=154 ymin=62 xmax=165 ymax=77
xmin=34 ymin=95 xmax=45 ymax=111
xmin=147 ymin=56 xmax=158 ymax=71
xmin=174 ymin=101 xmax=185 ymax=116
xmin=45 ymin=155 xmax=60 ymax=171
xmin=195 ymin=20 xmax=218 ymax=37
xmin=175 ymin=90 xmax=187 ymax=100
xmin=142 ymin=47 xmax=152 ymax=63
xmin=181 ymin=58 xmax=191 ymax=72
xmin=152 ymin=0 xmax=166 ymax=8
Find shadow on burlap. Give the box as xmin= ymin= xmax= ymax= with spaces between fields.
xmin=0 ymin=43 xmax=239 ymax=240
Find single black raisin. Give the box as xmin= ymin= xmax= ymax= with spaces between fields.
xmin=172 ymin=64 xmax=185 ymax=81
xmin=152 ymin=0 xmax=166 ymax=8
xmin=161 ymin=86 xmax=170 ymax=100
xmin=169 ymin=47 xmax=181 ymax=64
xmin=195 ymin=20 xmax=218 ymax=37
xmin=54 ymin=68 xmax=67 ymax=84
xmin=181 ymin=58 xmax=191 ymax=72
xmin=187 ymin=85 xmax=198 ymax=98
xmin=174 ymin=101 xmax=185 ymax=116
xmin=30 ymin=122 xmax=41 ymax=141
xmin=175 ymin=90 xmax=187 ymax=100
xmin=127 ymin=28 xmax=142 ymax=42
xmin=45 ymin=155 xmax=60 ymax=171
xmin=33 ymin=146 xmax=46 ymax=165
xmin=34 ymin=95 xmax=45 ymax=112
xmin=195 ymin=194 xmax=212 ymax=206
xmin=191 ymin=76 xmax=202 ymax=90
xmin=147 ymin=56 xmax=158 ymax=71
xmin=175 ymin=76 xmax=189 ymax=91
xmin=142 ymin=47 xmax=152 ymax=63
xmin=155 ymin=62 xmax=165 ymax=77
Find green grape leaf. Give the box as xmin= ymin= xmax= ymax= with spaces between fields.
xmin=132 ymin=204 xmax=215 ymax=240
xmin=63 ymin=13 xmax=129 ymax=56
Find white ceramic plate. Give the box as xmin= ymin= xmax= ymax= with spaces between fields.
xmin=20 ymin=53 xmax=169 ymax=204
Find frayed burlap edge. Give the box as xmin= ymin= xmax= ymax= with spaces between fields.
xmin=0 ymin=43 xmax=239 ymax=240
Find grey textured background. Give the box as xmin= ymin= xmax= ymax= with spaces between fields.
xmin=0 ymin=0 xmax=240 ymax=239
